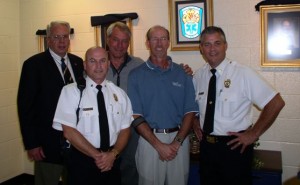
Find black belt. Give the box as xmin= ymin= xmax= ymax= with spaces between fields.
xmin=203 ymin=130 xmax=245 ymax=144
xmin=203 ymin=134 xmax=235 ymax=144
xmin=152 ymin=126 xmax=179 ymax=134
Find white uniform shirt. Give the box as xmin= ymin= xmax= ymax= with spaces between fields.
xmin=53 ymin=77 xmax=133 ymax=148
xmin=193 ymin=59 xmax=277 ymax=135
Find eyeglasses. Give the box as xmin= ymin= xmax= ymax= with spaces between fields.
xmin=49 ymin=35 xmax=70 ymax=41
xmin=149 ymin=37 xmax=169 ymax=43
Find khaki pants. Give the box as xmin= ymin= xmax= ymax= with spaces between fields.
xmin=136 ymin=132 xmax=190 ymax=185
xmin=34 ymin=161 xmax=64 ymax=185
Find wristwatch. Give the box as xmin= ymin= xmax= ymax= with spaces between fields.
xmin=174 ymin=136 xmax=184 ymax=145
xmin=111 ymin=148 xmax=120 ymax=159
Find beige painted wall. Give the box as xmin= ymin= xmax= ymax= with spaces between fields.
xmin=0 ymin=0 xmax=299 ymax=184
xmin=0 ymin=0 xmax=25 ymax=182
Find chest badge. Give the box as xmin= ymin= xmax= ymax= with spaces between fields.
xmin=113 ymin=94 xmax=118 ymax=102
xmin=224 ymin=79 xmax=231 ymax=88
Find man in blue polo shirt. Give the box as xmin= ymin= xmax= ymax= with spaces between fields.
xmin=127 ymin=25 xmax=198 ymax=185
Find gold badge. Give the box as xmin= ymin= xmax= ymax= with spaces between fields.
xmin=224 ymin=79 xmax=231 ymax=88
xmin=113 ymin=94 xmax=118 ymax=102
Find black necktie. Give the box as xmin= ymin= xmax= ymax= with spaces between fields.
xmin=61 ymin=58 xmax=73 ymax=84
xmin=96 ymin=85 xmax=110 ymax=150
xmin=203 ymin=69 xmax=217 ymax=134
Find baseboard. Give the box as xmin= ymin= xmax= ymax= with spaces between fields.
xmin=0 ymin=173 xmax=34 ymax=185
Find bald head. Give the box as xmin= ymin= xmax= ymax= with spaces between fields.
xmin=84 ymin=46 xmax=110 ymax=84
xmin=85 ymin=46 xmax=108 ymax=61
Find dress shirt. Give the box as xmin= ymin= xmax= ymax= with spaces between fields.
xmin=49 ymin=48 xmax=75 ymax=81
xmin=193 ymin=58 xmax=277 ymax=135
xmin=53 ymin=77 xmax=133 ymax=148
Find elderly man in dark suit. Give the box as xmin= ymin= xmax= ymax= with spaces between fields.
xmin=17 ymin=21 xmax=84 ymax=185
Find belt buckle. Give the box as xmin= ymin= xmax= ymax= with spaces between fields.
xmin=164 ymin=129 xmax=167 ymax=134
xmin=206 ymin=135 xmax=217 ymax=144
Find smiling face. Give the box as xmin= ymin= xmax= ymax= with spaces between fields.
xmin=84 ymin=47 xmax=110 ymax=84
xmin=146 ymin=26 xmax=170 ymax=59
xmin=107 ymin=27 xmax=130 ymax=59
xmin=200 ymin=32 xmax=227 ymax=68
xmin=47 ymin=24 xmax=70 ymax=58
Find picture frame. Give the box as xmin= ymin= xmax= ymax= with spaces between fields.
xmin=94 ymin=18 xmax=133 ymax=54
xmin=168 ymin=0 xmax=213 ymax=51
xmin=260 ymin=4 xmax=300 ymax=67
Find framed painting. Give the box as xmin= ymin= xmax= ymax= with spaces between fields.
xmin=169 ymin=0 xmax=213 ymax=51
xmin=260 ymin=4 xmax=300 ymax=67
xmin=94 ymin=18 xmax=133 ymax=54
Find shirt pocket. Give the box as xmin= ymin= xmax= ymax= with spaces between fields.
xmin=77 ymin=106 xmax=99 ymax=134
xmin=218 ymin=92 xmax=243 ymax=118
xmin=108 ymin=103 xmax=123 ymax=134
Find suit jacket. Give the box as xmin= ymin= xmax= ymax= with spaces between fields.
xmin=17 ymin=49 xmax=84 ymax=164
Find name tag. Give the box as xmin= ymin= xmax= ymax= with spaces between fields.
xmin=83 ymin=107 xmax=93 ymax=111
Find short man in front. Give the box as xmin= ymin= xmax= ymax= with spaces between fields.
xmin=53 ymin=46 xmax=132 ymax=185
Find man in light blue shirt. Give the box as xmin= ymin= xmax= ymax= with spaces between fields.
xmin=128 ymin=25 xmax=198 ymax=185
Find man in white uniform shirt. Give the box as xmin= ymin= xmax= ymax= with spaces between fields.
xmin=53 ymin=46 xmax=132 ymax=185
xmin=193 ymin=26 xmax=285 ymax=185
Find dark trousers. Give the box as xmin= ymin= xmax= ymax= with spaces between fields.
xmin=120 ymin=127 xmax=139 ymax=185
xmin=67 ymin=147 xmax=121 ymax=185
xmin=199 ymin=135 xmax=253 ymax=185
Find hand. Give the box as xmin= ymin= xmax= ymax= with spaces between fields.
xmin=156 ymin=142 xmax=178 ymax=161
xmin=227 ymin=129 xmax=258 ymax=153
xmin=94 ymin=152 xmax=115 ymax=172
xmin=180 ymin=63 xmax=193 ymax=75
xmin=27 ymin=147 xmax=45 ymax=161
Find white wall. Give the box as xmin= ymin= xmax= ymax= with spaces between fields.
xmin=0 ymin=0 xmax=299 ymax=183
xmin=0 ymin=0 xmax=25 ymax=182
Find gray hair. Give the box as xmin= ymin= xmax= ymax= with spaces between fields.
xmin=200 ymin=26 xmax=227 ymax=44
xmin=46 ymin=21 xmax=71 ymax=37
xmin=106 ymin=22 xmax=131 ymax=38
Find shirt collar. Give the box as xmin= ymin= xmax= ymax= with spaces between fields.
xmin=85 ymin=76 xmax=107 ymax=90
xmin=49 ymin=48 xmax=68 ymax=63
xmin=109 ymin=53 xmax=131 ymax=75
xmin=145 ymin=56 xmax=173 ymax=72
xmin=213 ymin=58 xmax=230 ymax=76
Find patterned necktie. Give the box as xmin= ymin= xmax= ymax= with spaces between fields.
xmin=61 ymin=58 xmax=73 ymax=84
xmin=96 ymin=85 xmax=110 ymax=150
xmin=203 ymin=69 xmax=217 ymax=134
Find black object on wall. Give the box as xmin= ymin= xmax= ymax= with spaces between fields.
xmin=90 ymin=12 xmax=138 ymax=54
xmin=36 ymin=28 xmax=75 ymax=35
xmin=255 ymin=0 xmax=300 ymax=11
xmin=90 ymin=13 xmax=138 ymax=26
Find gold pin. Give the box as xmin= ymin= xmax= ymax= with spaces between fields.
xmin=113 ymin=94 xmax=118 ymax=102
xmin=224 ymin=79 xmax=231 ymax=88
